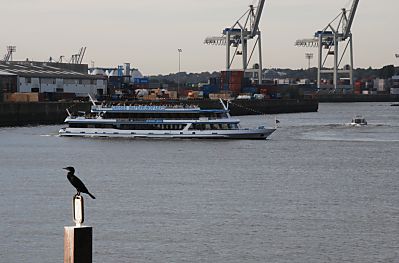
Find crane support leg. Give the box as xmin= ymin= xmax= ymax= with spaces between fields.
xmin=349 ymin=35 xmax=354 ymax=87
xmin=242 ymin=30 xmax=247 ymax=70
xmin=333 ymin=35 xmax=339 ymax=91
xmin=226 ymin=32 xmax=231 ymax=70
xmin=317 ymin=35 xmax=322 ymax=90
xmin=258 ymin=32 xmax=263 ymax=85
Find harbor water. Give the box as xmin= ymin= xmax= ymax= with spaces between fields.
xmin=0 ymin=102 xmax=398 ymax=262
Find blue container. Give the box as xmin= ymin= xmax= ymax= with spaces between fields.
xmin=139 ymin=78 xmax=149 ymax=84
xmin=134 ymin=78 xmax=149 ymax=84
xmin=221 ymin=83 xmax=229 ymax=91
xmin=241 ymin=86 xmax=258 ymax=95
xmin=117 ymin=66 xmax=123 ymax=77
xmin=201 ymin=85 xmax=220 ymax=96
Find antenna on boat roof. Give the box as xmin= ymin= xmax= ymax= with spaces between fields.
xmin=87 ymin=93 xmax=97 ymax=106
xmin=219 ymin=99 xmax=229 ymax=111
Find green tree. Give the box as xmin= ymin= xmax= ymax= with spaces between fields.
xmin=378 ymin=65 xmax=395 ymax=79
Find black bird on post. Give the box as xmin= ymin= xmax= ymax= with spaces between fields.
xmin=63 ymin=167 xmax=96 ymax=199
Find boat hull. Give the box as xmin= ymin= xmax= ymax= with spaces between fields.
xmin=59 ymin=127 xmax=276 ymax=140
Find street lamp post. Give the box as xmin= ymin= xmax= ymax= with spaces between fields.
xmin=305 ymin=53 xmax=314 ymax=70
xmin=177 ymin=49 xmax=182 ymax=99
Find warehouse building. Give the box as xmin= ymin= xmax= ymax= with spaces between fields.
xmin=0 ymin=61 xmax=107 ymax=101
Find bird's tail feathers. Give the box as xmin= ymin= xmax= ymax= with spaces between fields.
xmin=88 ymin=192 xmax=96 ymax=199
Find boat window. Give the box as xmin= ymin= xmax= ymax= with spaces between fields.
xmin=70 ymin=123 xmax=88 ymax=128
xmin=116 ymin=124 xmax=183 ymax=130
xmin=189 ymin=124 xmax=206 ymax=130
xmin=221 ymin=124 xmax=229 ymax=130
xmin=94 ymin=124 xmax=114 ymax=129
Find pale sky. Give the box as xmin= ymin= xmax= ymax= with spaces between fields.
xmin=0 ymin=0 xmax=397 ymax=75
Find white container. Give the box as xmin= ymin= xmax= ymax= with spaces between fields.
xmin=390 ymin=88 xmax=399 ymax=95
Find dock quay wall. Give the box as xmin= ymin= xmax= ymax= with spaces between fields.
xmin=224 ymin=99 xmax=318 ymax=115
xmin=0 ymin=102 xmax=90 ymax=127
xmin=318 ymin=94 xmax=399 ymax=103
xmin=0 ymin=99 xmax=318 ymax=127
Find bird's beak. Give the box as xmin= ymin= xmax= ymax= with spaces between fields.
xmin=63 ymin=167 xmax=68 ymax=170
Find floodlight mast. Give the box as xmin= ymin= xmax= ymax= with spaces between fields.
xmin=204 ymin=0 xmax=266 ymax=84
xmin=295 ymin=0 xmax=360 ymax=93
xmin=3 ymin=46 xmax=16 ymax=62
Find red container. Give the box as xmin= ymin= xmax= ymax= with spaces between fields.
xmin=354 ymin=81 xmax=365 ymax=89
xmin=221 ymin=70 xmax=244 ymax=83
xmin=229 ymin=83 xmax=242 ymax=94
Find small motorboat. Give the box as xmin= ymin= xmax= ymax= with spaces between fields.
xmin=349 ymin=115 xmax=367 ymax=126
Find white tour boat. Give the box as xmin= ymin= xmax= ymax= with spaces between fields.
xmin=59 ymin=99 xmax=276 ymax=140
xmin=349 ymin=115 xmax=367 ymax=126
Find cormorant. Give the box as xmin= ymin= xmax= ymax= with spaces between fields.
xmin=63 ymin=167 xmax=96 ymax=199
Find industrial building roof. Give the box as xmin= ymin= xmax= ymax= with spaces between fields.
xmin=0 ymin=70 xmax=17 ymax=76
xmin=0 ymin=61 xmax=103 ymax=80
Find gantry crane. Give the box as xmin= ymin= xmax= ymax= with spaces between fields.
xmin=204 ymin=0 xmax=266 ymax=84
xmin=295 ymin=0 xmax=360 ymax=93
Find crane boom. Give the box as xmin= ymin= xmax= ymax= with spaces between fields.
xmin=251 ymin=0 xmax=266 ymax=37
xmin=343 ymin=0 xmax=359 ymax=39
xmin=78 ymin=47 xmax=86 ymax=64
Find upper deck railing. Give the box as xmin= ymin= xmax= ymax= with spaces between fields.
xmin=91 ymin=104 xmax=227 ymax=114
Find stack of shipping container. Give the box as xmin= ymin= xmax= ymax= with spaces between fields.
xmin=373 ymin=79 xmax=391 ymax=94
xmin=132 ymin=77 xmax=150 ymax=90
xmin=391 ymin=76 xmax=399 ymax=95
xmin=221 ymin=70 xmax=244 ymax=95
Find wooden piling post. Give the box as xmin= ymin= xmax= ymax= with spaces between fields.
xmin=64 ymin=195 xmax=92 ymax=263
xmin=64 ymin=226 xmax=92 ymax=263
